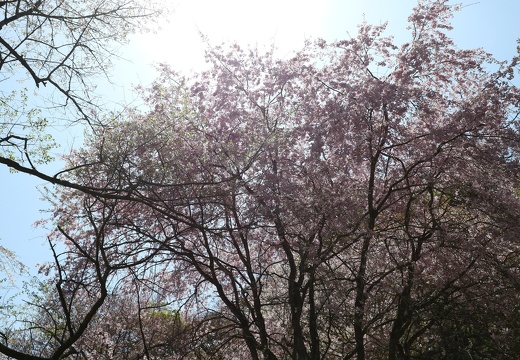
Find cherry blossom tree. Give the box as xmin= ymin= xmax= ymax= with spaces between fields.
xmin=0 ymin=0 xmax=164 ymax=359
xmin=4 ymin=0 xmax=520 ymax=359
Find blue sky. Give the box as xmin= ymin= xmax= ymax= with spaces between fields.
xmin=107 ymin=0 xmax=520 ymax=85
xmin=1 ymin=0 xmax=519 ymax=284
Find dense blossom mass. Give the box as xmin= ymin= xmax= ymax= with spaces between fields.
xmin=1 ymin=0 xmax=520 ymax=359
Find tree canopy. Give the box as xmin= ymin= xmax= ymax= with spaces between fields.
xmin=0 ymin=0 xmax=162 ymax=168
xmin=1 ymin=0 xmax=520 ymax=359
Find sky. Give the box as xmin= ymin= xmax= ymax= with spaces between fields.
xmin=1 ymin=0 xmax=519 ymax=288
xmin=105 ymin=0 xmax=520 ymax=91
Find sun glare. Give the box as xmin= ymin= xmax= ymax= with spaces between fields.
xmin=133 ymin=0 xmax=328 ymax=73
